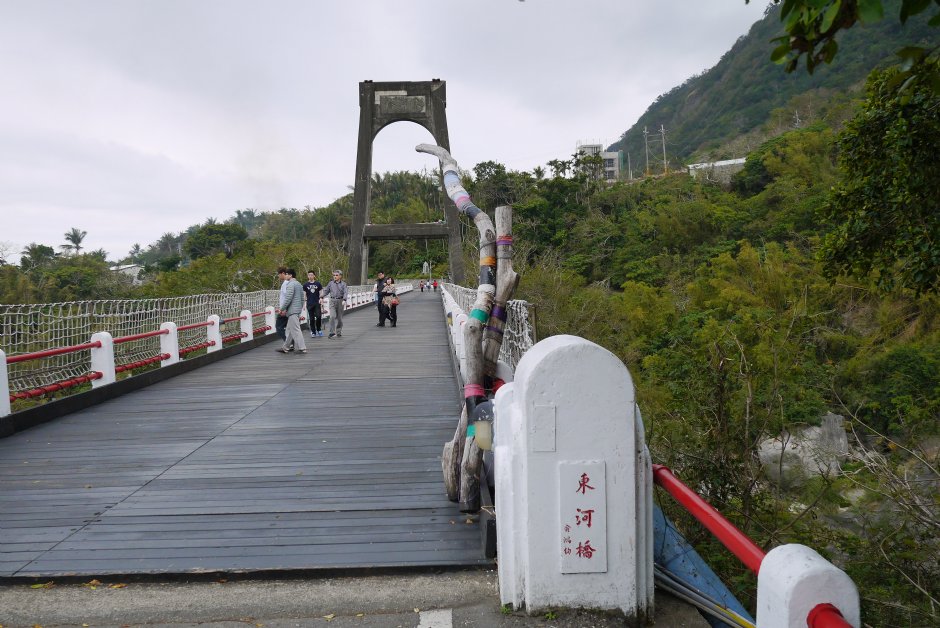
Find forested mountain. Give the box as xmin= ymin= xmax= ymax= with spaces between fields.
xmin=608 ymin=0 xmax=939 ymax=166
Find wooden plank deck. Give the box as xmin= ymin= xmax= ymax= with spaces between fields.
xmin=0 ymin=290 xmax=489 ymax=577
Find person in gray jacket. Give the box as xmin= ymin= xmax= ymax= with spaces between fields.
xmin=321 ymin=270 xmax=348 ymax=338
xmin=276 ymin=267 xmax=307 ymax=354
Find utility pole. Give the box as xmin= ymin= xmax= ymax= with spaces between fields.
xmin=660 ymin=124 xmax=668 ymax=175
xmin=626 ymin=151 xmax=633 ymax=181
xmin=643 ymin=127 xmax=650 ymax=177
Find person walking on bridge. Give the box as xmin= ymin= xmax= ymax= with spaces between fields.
xmin=303 ymin=271 xmax=323 ymax=337
xmin=373 ymin=271 xmax=387 ymax=326
xmin=381 ymin=276 xmax=398 ymax=327
xmin=322 ymin=270 xmax=348 ymax=338
xmin=276 ymin=267 xmax=306 ymax=354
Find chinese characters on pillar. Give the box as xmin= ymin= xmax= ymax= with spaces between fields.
xmin=559 ymin=461 xmax=607 ymax=574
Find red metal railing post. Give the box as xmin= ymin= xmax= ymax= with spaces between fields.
xmin=89 ymin=332 xmax=116 ymax=388
xmin=1 ymin=349 xmax=11 ymax=417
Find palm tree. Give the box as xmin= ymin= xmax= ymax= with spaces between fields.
xmin=62 ymin=228 xmax=87 ymax=255
xmin=20 ymin=243 xmax=57 ymax=271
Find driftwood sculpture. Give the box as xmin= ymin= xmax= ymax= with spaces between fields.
xmin=417 ymin=143 xmax=520 ymax=513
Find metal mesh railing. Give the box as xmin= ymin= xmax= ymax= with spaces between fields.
xmin=441 ymin=283 xmax=536 ymax=370
xmin=0 ymin=291 xmax=279 ymax=393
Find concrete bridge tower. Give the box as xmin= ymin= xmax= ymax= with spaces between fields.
xmin=348 ymin=79 xmax=465 ymax=285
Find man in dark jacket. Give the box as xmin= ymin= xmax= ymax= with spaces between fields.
xmin=374 ymin=271 xmax=387 ymax=326
xmin=303 ymin=271 xmax=323 ymax=337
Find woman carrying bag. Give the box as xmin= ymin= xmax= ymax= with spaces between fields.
xmin=382 ymin=276 xmax=399 ymax=327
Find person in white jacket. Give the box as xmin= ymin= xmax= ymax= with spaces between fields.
xmin=276 ymin=267 xmax=307 ymax=354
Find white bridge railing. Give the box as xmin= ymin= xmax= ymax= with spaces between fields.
xmin=0 ymin=285 xmax=388 ymax=417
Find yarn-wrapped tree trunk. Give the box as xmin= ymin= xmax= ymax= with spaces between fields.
xmin=459 ymin=205 xmax=520 ymax=511
xmin=416 ymin=144 xmax=518 ymax=512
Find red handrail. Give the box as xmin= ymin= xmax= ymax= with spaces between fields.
xmin=222 ymin=315 xmax=246 ymax=324
xmin=114 ymin=354 xmax=171 ymax=373
xmin=251 ymin=311 xmax=267 ymax=318
xmin=221 ymin=332 xmax=247 ymax=343
xmin=652 ymin=464 xmax=766 ymax=574
xmin=653 ymin=465 xmax=853 ymax=628
xmin=113 ymin=329 xmax=170 ymax=344
xmin=9 ymin=371 xmax=103 ymax=401
xmin=177 ymin=320 xmax=215 ymax=332
xmin=6 ymin=341 xmax=103 ymax=364
xmin=807 ymin=603 xmax=852 ymax=628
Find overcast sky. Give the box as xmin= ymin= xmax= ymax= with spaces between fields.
xmin=0 ymin=0 xmax=770 ymax=263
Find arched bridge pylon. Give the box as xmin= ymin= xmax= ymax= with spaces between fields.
xmin=348 ymin=79 xmax=465 ymax=285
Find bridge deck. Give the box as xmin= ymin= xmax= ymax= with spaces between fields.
xmin=0 ymin=290 xmax=489 ymax=578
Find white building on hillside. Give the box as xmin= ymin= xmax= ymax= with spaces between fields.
xmin=575 ymin=142 xmax=622 ymax=183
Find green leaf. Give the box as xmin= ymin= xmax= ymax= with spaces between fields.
xmin=857 ymin=0 xmax=885 ymax=23
xmin=821 ymin=38 xmax=839 ymax=63
xmin=900 ymin=0 xmax=932 ymax=23
xmin=780 ymin=0 xmax=799 ymax=20
xmin=929 ymin=11 xmax=940 ymax=26
xmin=771 ymin=43 xmax=792 ymax=63
xmin=821 ymin=0 xmax=842 ymax=31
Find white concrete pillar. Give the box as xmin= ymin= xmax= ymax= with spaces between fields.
xmin=494 ymin=335 xmax=652 ymax=620
xmin=160 ymin=322 xmax=180 ymax=365
xmin=0 ymin=350 xmax=11 ymax=417
xmin=239 ymin=309 xmax=253 ymax=343
xmin=206 ymin=315 xmax=222 ymax=353
xmin=90 ymin=331 xmax=116 ymax=388
xmin=756 ymin=544 xmax=860 ymax=628
xmin=264 ymin=306 xmax=276 ymax=335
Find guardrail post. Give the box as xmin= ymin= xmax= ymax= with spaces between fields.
xmin=494 ymin=334 xmax=653 ymax=620
xmin=239 ymin=310 xmax=253 ymax=342
xmin=160 ymin=322 xmax=180 ymax=365
xmin=264 ymin=306 xmax=276 ymax=335
xmin=206 ymin=315 xmax=222 ymax=353
xmin=756 ymin=544 xmax=860 ymax=628
xmin=0 ymin=350 xmax=11 ymax=418
xmin=90 ymin=332 xmax=116 ymax=388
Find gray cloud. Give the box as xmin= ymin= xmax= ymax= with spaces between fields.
xmin=0 ymin=0 xmax=770 ymax=261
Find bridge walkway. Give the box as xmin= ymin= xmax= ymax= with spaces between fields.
xmin=0 ymin=289 xmax=489 ymax=578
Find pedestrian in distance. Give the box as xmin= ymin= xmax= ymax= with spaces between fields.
xmin=303 ymin=271 xmax=323 ymax=337
xmin=381 ymin=276 xmax=399 ymax=327
xmin=374 ymin=271 xmax=388 ymax=326
xmin=432 ymin=279 xmax=438 ymax=292
xmin=275 ymin=267 xmax=307 ymax=355
xmin=419 ymin=280 xmax=425 ymax=293
xmin=322 ymin=270 xmax=348 ymax=338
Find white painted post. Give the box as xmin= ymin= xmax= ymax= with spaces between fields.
xmin=494 ymin=335 xmax=653 ymax=620
xmin=455 ymin=313 xmax=468 ymax=380
xmin=0 ymin=350 xmax=11 ymax=417
xmin=239 ymin=309 xmax=253 ymax=343
xmin=206 ymin=315 xmax=222 ymax=353
xmin=264 ymin=306 xmax=276 ymax=335
xmin=90 ymin=331 xmax=116 ymax=388
xmin=756 ymin=544 xmax=860 ymax=628
xmin=160 ymin=322 xmax=180 ymax=366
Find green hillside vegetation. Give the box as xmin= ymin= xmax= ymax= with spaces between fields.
xmin=608 ymin=0 xmax=939 ymax=167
